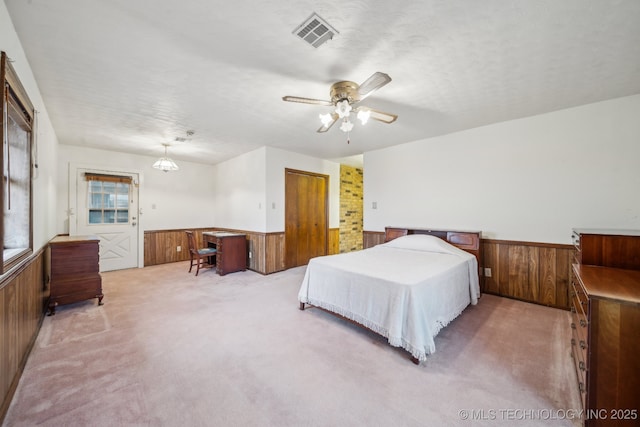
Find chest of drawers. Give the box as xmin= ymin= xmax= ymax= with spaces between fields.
xmin=48 ymin=235 xmax=103 ymax=315
xmin=570 ymin=228 xmax=640 ymax=426
xmin=571 ymin=265 xmax=640 ymax=426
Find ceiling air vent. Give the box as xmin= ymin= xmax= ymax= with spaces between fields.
xmin=293 ymin=13 xmax=338 ymax=48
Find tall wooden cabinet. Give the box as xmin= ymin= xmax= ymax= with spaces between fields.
xmin=48 ymin=235 xmax=103 ymax=315
xmin=570 ymin=229 xmax=640 ymax=426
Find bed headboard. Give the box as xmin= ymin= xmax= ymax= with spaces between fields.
xmin=384 ymin=227 xmax=482 ymax=267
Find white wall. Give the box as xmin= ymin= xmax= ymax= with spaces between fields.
xmin=58 ymin=145 xmax=341 ymax=236
xmin=57 ymin=145 xmax=216 ymax=233
xmin=1 ymin=2 xmax=59 ymax=254
xmin=364 ymin=94 xmax=640 ymax=244
xmin=213 ymin=147 xmax=267 ymax=231
xmin=265 ymin=147 xmax=340 ymax=232
xmin=211 ymin=146 xmax=340 ymax=233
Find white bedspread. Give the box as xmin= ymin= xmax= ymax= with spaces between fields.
xmin=298 ymin=235 xmax=480 ymax=361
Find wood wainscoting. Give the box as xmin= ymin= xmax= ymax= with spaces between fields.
xmin=363 ymin=230 xmax=385 ymax=249
xmin=363 ymin=231 xmax=573 ymax=310
xmin=483 ymin=239 xmax=573 ymax=310
xmin=145 ymin=227 xmax=340 ymax=274
xmin=1 ymin=250 xmax=47 ymax=423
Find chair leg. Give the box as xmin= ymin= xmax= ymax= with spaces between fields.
xmin=195 ymin=258 xmax=201 ymax=276
xmin=188 ymin=256 xmax=194 ymax=273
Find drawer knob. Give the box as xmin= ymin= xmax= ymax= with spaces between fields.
xmin=580 ymin=319 xmax=587 ymax=328
xmin=571 ymin=338 xmax=576 ymax=346
xmin=580 ymin=340 xmax=586 ymax=349
xmin=571 ymin=323 xmax=576 ymax=330
xmin=579 ymin=361 xmax=585 ymax=371
xmin=579 ymin=382 xmax=585 ymax=392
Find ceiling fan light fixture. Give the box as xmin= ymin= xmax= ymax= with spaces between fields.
xmin=335 ymin=99 xmax=352 ymax=118
xmin=152 ymin=144 xmax=179 ymax=172
xmin=319 ymin=113 xmax=333 ymax=127
xmin=282 ymin=71 xmax=397 ymax=139
xmin=340 ymin=119 xmax=354 ymax=133
xmin=357 ymin=109 xmax=371 ymax=125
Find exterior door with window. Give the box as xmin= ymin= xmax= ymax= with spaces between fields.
xmin=76 ymin=170 xmax=139 ymax=271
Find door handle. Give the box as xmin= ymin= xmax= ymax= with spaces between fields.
xmin=132 ymin=222 xmax=137 ymax=226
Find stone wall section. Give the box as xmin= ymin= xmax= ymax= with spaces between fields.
xmin=339 ymin=165 xmax=363 ymax=253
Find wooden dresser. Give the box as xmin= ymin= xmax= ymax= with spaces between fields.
xmin=48 ymin=235 xmax=103 ymax=315
xmin=202 ymin=232 xmax=247 ymax=275
xmin=570 ymin=229 xmax=640 ymax=425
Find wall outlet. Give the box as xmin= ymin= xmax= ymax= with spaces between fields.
xmin=249 ymin=252 xmax=252 ymax=259
xmin=484 ymin=267 xmax=492 ymax=278
xmin=177 ymin=246 xmax=182 ymax=252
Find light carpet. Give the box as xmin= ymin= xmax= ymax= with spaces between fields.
xmin=3 ymin=262 xmax=582 ymax=426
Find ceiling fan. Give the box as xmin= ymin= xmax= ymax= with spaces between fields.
xmin=282 ymin=72 xmax=398 ymax=140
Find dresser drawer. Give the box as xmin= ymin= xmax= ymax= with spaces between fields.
xmin=570 ymin=334 xmax=587 ymax=410
xmin=570 ymin=292 xmax=588 ymax=363
xmin=51 ymin=275 xmax=102 ymax=298
xmin=570 ymin=279 xmax=588 ymax=411
xmin=51 ymin=259 xmax=100 ymax=277
xmin=571 ymin=231 xmax=582 ymax=264
xmin=570 ymin=280 xmax=588 ymax=323
xmin=51 ymin=243 xmax=98 ymax=259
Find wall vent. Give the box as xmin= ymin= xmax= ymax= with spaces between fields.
xmin=293 ymin=13 xmax=338 ymax=48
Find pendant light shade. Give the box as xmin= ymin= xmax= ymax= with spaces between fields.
xmin=153 ymin=144 xmax=179 ymax=172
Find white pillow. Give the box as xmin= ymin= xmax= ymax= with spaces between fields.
xmin=382 ymin=234 xmax=461 ymax=255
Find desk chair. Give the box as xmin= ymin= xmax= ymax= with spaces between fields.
xmin=185 ymin=231 xmax=217 ymax=276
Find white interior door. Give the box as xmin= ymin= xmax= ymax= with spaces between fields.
xmin=75 ymin=169 xmax=139 ymax=272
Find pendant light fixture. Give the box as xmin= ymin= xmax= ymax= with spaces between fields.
xmin=152 ymin=144 xmax=179 ymax=172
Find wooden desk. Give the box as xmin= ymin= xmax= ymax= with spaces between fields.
xmin=202 ymin=232 xmax=247 ymax=275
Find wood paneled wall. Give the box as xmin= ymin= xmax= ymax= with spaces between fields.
xmin=144 ymin=228 xmax=202 ymax=266
xmin=145 ymin=227 xmax=341 ymax=274
xmin=328 ymin=228 xmax=339 ymax=255
xmin=363 ymin=231 xmax=573 ymax=310
xmin=363 ymin=231 xmax=385 ymax=249
xmin=483 ymin=239 xmax=572 ymax=310
xmin=1 ymin=250 xmax=46 ymax=423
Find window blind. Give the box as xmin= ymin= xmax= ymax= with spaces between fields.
xmin=84 ymin=173 xmax=133 ymax=184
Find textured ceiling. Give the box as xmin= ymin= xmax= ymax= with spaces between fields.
xmin=5 ymin=0 xmax=640 ymax=166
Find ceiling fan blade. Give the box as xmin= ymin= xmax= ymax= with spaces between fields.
xmin=282 ymin=96 xmax=333 ymax=106
xmin=317 ymin=113 xmax=339 ymax=133
xmin=359 ymin=107 xmax=398 ymax=124
xmin=357 ymin=72 xmax=392 ymax=100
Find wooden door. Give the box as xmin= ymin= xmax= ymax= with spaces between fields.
xmin=285 ymin=169 xmax=328 ymax=268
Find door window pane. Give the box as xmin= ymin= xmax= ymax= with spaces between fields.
xmin=87 ymin=178 xmax=130 ymax=224
xmin=104 ymin=210 xmax=115 ymax=223
xmin=90 ymin=193 xmax=102 ymax=208
xmin=89 ymin=181 xmax=102 ymax=192
xmin=89 ymin=210 xmax=103 ymax=223
xmin=116 ymin=210 xmax=129 ymax=223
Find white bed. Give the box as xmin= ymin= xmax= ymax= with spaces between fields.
xmin=298 ymin=233 xmax=480 ymax=362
